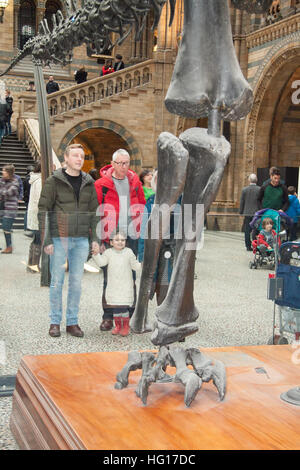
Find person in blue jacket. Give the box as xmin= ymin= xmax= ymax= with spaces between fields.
xmin=286 ymin=186 xmax=300 ymax=241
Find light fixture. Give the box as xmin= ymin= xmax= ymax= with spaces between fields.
xmin=0 ymin=0 xmax=8 ymax=23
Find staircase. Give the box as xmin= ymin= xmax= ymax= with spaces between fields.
xmin=12 ymin=56 xmax=73 ymax=81
xmin=0 ymin=133 xmax=36 ymax=229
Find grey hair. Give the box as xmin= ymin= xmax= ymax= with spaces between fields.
xmin=112 ymin=149 xmax=130 ymax=161
xmin=248 ymin=173 xmax=257 ymax=183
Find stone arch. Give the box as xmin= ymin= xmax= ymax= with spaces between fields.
xmin=57 ymin=119 xmax=143 ymax=170
xmin=243 ymin=33 xmax=300 ymax=177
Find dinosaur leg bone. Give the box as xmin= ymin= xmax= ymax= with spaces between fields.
xmin=130 ymin=132 xmax=188 ymax=333
xmin=151 ymin=128 xmax=231 ymax=346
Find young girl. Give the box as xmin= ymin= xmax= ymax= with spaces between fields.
xmin=93 ymin=232 xmax=141 ymax=336
xmin=257 ymin=217 xmax=279 ymax=251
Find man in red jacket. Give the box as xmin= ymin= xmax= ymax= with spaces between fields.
xmin=95 ymin=149 xmax=146 ymax=331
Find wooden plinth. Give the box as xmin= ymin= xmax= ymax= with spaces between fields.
xmin=10 ymin=345 xmax=300 ymax=450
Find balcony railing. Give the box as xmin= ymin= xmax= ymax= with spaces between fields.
xmin=246 ymin=11 xmax=300 ymax=48
xmin=46 ymin=60 xmax=154 ymax=117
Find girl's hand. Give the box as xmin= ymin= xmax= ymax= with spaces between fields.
xmin=91 ymin=241 xmax=100 ymax=255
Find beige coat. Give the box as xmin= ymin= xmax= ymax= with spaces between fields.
xmin=93 ymin=247 xmax=140 ymax=306
xmin=27 ymin=172 xmax=42 ymax=231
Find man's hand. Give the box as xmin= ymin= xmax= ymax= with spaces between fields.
xmin=44 ymin=244 xmax=54 ymax=255
xmin=91 ymin=241 xmax=100 ymax=255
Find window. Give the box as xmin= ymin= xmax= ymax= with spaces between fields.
xmin=18 ymin=0 xmax=36 ymax=49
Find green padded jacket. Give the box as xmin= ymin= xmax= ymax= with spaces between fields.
xmin=38 ymin=168 xmax=99 ymax=246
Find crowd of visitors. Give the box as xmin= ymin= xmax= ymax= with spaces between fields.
xmin=240 ymin=166 xmax=300 ymax=250
xmin=100 ymin=55 xmax=125 ymax=77
xmin=1 ymin=134 xmax=299 ymax=340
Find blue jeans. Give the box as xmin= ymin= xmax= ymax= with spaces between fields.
xmin=2 ymin=216 xmax=15 ymax=247
xmin=49 ymin=237 xmax=89 ymax=326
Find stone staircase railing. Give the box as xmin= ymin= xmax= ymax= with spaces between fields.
xmin=23 ymin=119 xmax=41 ymax=163
xmin=46 ymin=59 xmax=155 ymax=118
xmin=23 ymin=118 xmax=61 ymax=169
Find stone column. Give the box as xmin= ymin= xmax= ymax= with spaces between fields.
xmin=13 ymin=1 xmax=20 ymax=49
xmin=36 ymin=6 xmax=46 ymax=32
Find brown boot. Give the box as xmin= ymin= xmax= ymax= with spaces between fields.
xmin=27 ymin=244 xmax=41 ymax=273
xmin=26 ymin=243 xmax=35 ymax=272
xmin=1 ymin=246 xmax=12 ymax=254
xmin=49 ymin=324 xmax=61 ymax=337
xmin=66 ymin=324 xmax=84 ymax=337
xmin=100 ymin=319 xmax=113 ymax=331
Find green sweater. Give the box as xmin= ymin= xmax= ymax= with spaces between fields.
xmin=258 ymin=183 xmax=289 ymax=212
xmin=143 ymin=186 xmax=155 ymax=201
xmin=38 ymin=168 xmax=99 ymax=246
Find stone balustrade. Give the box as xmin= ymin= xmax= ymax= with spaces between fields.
xmin=15 ymin=59 xmax=155 ymax=138
xmin=46 ymin=60 xmax=154 ymax=117
xmin=246 ymin=11 xmax=300 ymax=48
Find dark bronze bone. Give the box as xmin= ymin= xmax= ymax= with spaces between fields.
xmin=169 ymin=347 xmax=202 ymax=407
xmin=135 ymin=352 xmax=157 ymax=405
xmin=129 ymin=132 xmax=188 ymax=334
xmin=135 ymin=347 xmax=171 ymax=405
xmin=201 ymin=360 xmax=227 ymax=401
xmin=114 ymin=350 xmax=142 ymax=389
xmin=151 ymin=128 xmax=231 ymax=346
xmin=187 ymin=348 xmax=213 ymax=375
xmin=165 ymin=0 xmax=253 ymax=133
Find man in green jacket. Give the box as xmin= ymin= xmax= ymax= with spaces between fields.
xmin=38 ymin=143 xmax=100 ymax=338
xmin=257 ymin=167 xmax=289 ymax=213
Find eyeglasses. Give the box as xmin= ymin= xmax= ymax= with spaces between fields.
xmin=114 ymin=161 xmax=130 ymax=167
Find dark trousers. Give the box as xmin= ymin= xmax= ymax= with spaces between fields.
xmin=5 ymin=116 xmax=11 ymax=136
xmin=288 ymin=223 xmax=298 ymax=241
xmin=243 ymin=216 xmax=252 ymax=250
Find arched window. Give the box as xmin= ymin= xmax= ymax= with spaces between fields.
xmin=44 ymin=0 xmax=62 ymax=31
xmin=18 ymin=0 xmax=36 ymax=49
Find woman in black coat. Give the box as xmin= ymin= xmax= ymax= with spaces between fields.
xmin=75 ymin=67 xmax=88 ymax=84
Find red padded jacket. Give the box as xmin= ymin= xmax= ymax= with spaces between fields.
xmin=94 ymin=165 xmax=146 ymax=242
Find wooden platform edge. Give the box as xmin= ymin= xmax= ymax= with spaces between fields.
xmin=10 ymin=358 xmax=85 ymax=450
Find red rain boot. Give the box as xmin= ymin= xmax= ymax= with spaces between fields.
xmin=120 ymin=316 xmax=130 ymax=337
xmin=112 ymin=317 xmax=122 ymax=335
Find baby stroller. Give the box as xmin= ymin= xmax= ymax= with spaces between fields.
xmin=267 ymin=241 xmax=300 ymax=344
xmin=249 ymin=209 xmax=291 ymax=270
